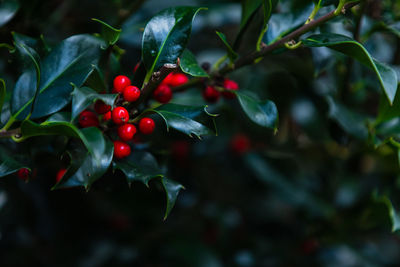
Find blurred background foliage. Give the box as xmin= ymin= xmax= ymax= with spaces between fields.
xmin=2 ymin=0 xmax=400 ymax=266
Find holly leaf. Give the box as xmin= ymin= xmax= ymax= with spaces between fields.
xmin=71 ymin=85 xmax=117 ymax=120
xmin=373 ymin=194 xmax=400 ymax=233
xmin=54 ymin=130 xmax=113 ymax=190
xmin=92 ymin=18 xmax=121 ymax=46
xmin=83 ymin=66 xmax=107 ymax=93
xmin=179 ymin=49 xmax=209 ymax=77
xmin=216 ymin=31 xmax=238 ymax=62
xmin=327 ymin=97 xmax=369 ymax=140
xmin=162 ymin=178 xmax=184 ymax=220
xmin=150 ymin=104 xmax=217 ymax=138
xmin=235 ymin=91 xmax=278 ymax=129
xmin=0 ymin=145 xmax=27 ymax=178
xmin=113 ymin=151 xmax=163 ymax=186
xmin=0 ymin=79 xmax=5 ymax=116
xmin=0 ymin=0 xmax=19 ymax=27
xmin=10 ymin=34 xmax=105 ymax=121
xmin=303 ymin=33 xmax=398 ymax=105
xmin=142 ymin=6 xmax=205 ymax=82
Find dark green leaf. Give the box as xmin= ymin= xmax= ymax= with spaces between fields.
xmin=327 ymin=97 xmax=369 ymax=140
xmin=54 ymin=130 xmax=113 ymax=189
xmin=71 ymin=86 xmax=117 ymax=120
xmin=113 ymin=151 xmax=163 ymax=186
xmin=235 ymin=91 xmax=278 ymax=129
xmin=151 ymin=104 xmax=217 ymax=138
xmin=161 ymin=178 xmax=184 ymax=220
xmin=376 ymin=91 xmax=400 ymax=124
xmin=0 ymin=0 xmax=19 ymax=27
xmin=11 ymin=34 xmax=105 ymax=120
xmin=240 ymin=0 xmax=263 ymax=30
xmin=142 ymin=7 xmax=205 ymax=82
xmin=15 ymin=120 xmax=102 ymax=162
xmin=0 ymin=79 xmax=5 ymax=116
xmin=179 ymin=49 xmax=209 ymax=77
xmin=373 ymin=194 xmax=400 ymax=232
xmin=303 ymin=33 xmax=398 ymax=104
xmin=12 ymin=32 xmax=37 ymax=51
xmin=0 ymin=146 xmax=27 ymax=178
xmin=83 ymin=66 xmax=107 ymax=93
xmin=216 ymin=31 xmax=238 ymax=62
xmin=92 ymin=18 xmax=121 ymax=46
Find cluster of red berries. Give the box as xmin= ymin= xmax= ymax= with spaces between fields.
xmin=78 ymin=75 xmax=156 ymax=160
xmin=202 ymin=78 xmax=239 ymax=103
xmin=153 ymin=72 xmax=188 ymax=103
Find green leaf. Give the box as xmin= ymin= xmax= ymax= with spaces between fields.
xmin=373 ymin=194 xmax=400 ymax=232
xmin=55 ymin=132 xmax=113 ymax=189
xmin=0 ymin=146 xmax=27 ymax=178
xmin=71 ymin=86 xmax=117 ymax=120
xmin=376 ymin=91 xmax=400 ymax=124
xmin=0 ymin=79 xmax=5 ymax=116
xmin=15 ymin=120 xmax=104 ymax=164
xmin=151 ymin=104 xmax=217 ymax=138
xmin=179 ymin=49 xmax=209 ymax=77
xmin=303 ymin=33 xmax=398 ymax=104
xmin=11 ymin=34 xmax=105 ymax=120
xmin=235 ymin=91 xmax=278 ymax=129
xmin=113 ymin=151 xmax=163 ymax=186
xmin=92 ymin=18 xmax=121 ymax=46
xmin=12 ymin=42 xmax=41 ymax=117
xmin=83 ymin=66 xmax=107 ymax=93
xmin=0 ymin=0 xmax=19 ymax=27
xmin=162 ymin=178 xmax=184 ymax=220
xmin=327 ymin=97 xmax=369 ymax=140
xmin=142 ymin=6 xmax=205 ymax=82
xmin=216 ymin=31 xmax=238 ymax=62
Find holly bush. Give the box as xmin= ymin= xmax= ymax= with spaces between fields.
xmin=2 ymin=0 xmax=400 ymax=265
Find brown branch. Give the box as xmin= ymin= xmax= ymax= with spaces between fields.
xmin=0 ymin=128 xmax=21 ymax=138
xmin=218 ymin=1 xmax=360 ymax=75
xmin=132 ymin=63 xmax=178 ymax=108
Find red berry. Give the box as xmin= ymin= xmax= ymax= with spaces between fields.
xmin=56 ymin=168 xmax=67 ymax=183
xmin=94 ymin=100 xmax=111 ymax=114
xmin=113 ymin=141 xmax=131 ymax=159
xmin=123 ymin=85 xmax=141 ymax=102
xmin=139 ymin=118 xmax=155 ymax=134
xmin=118 ymin=123 xmax=137 ymax=141
xmin=79 ymin=110 xmax=99 ymax=128
xmin=222 ymin=79 xmax=239 ymax=99
xmin=153 ymin=84 xmax=172 ymax=103
xmin=112 ymin=107 xmax=129 ymax=125
xmin=162 ymin=73 xmax=174 ymax=85
xmin=203 ymin=86 xmax=220 ymax=103
xmin=17 ymin=168 xmax=30 ymax=181
xmin=169 ymin=73 xmax=188 ymax=87
xmin=102 ymin=111 xmax=111 ymax=121
xmin=230 ymin=134 xmax=250 ymax=155
xmin=113 ymin=75 xmax=131 ymax=93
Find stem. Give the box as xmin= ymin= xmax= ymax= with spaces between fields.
xmin=0 ymin=128 xmax=21 ymax=138
xmin=218 ymin=1 xmax=359 ymax=75
xmin=306 ymin=0 xmax=322 ymax=24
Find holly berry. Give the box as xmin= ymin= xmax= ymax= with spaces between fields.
xmin=222 ymin=79 xmax=239 ymax=99
xmin=118 ymin=123 xmax=137 ymax=142
xmin=112 ymin=107 xmax=129 ymax=125
xmin=56 ymin=168 xmax=67 ymax=183
xmin=230 ymin=134 xmax=250 ymax=155
xmin=153 ymin=84 xmax=172 ymax=103
xmin=139 ymin=118 xmax=155 ymax=134
xmin=123 ymin=85 xmax=141 ymax=102
xmin=162 ymin=73 xmax=174 ymax=85
xmin=113 ymin=140 xmax=131 ymax=159
xmin=113 ymin=75 xmax=131 ymax=93
xmin=94 ymin=100 xmax=111 ymax=114
xmin=203 ymin=86 xmax=220 ymax=103
xmin=169 ymin=73 xmax=188 ymax=87
xmin=102 ymin=111 xmax=111 ymax=121
xmin=17 ymin=168 xmax=30 ymax=181
xmin=79 ymin=110 xmax=99 ymax=128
